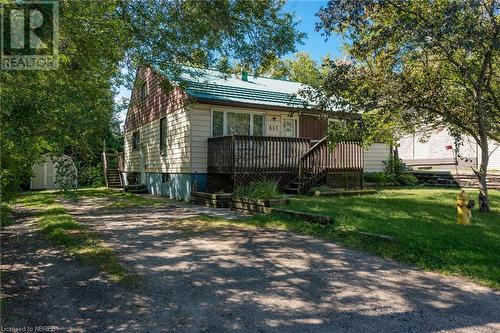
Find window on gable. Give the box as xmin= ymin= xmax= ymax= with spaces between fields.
xmin=140 ymin=82 xmax=148 ymax=100
xmin=159 ymin=117 xmax=167 ymax=152
xmin=132 ymin=131 xmax=140 ymax=150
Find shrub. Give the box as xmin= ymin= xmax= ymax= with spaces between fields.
xmin=234 ymin=180 xmax=279 ymax=199
xmin=364 ymin=172 xmax=418 ymax=187
xmin=383 ymin=155 xmax=405 ymax=175
xmin=396 ymin=173 xmax=418 ymax=186
xmin=364 ymin=172 xmax=389 ymax=186
xmin=55 ymin=156 xmax=78 ymax=202
xmin=78 ymin=164 xmax=105 ymax=187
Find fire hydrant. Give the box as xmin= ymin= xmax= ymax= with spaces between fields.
xmin=456 ymin=190 xmax=475 ymax=225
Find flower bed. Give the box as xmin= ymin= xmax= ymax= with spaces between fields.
xmin=191 ymin=192 xmax=233 ymax=208
xmin=230 ymin=197 xmax=289 ymax=214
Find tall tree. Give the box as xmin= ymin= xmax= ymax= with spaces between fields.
xmin=315 ymin=0 xmax=499 ymax=211
xmin=258 ymin=52 xmax=322 ymax=86
xmin=120 ymin=0 xmax=304 ymax=80
xmin=1 ymin=1 xmax=127 ymax=199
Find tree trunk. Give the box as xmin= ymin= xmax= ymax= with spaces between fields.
xmin=476 ymin=140 xmax=490 ymax=212
xmin=474 ymin=83 xmax=490 ymax=213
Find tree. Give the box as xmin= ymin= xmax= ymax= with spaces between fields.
xmin=120 ymin=0 xmax=305 ymax=81
xmin=315 ymin=0 xmax=499 ymax=212
xmin=258 ymin=52 xmax=322 ymax=86
xmin=1 ymin=1 xmax=127 ymax=200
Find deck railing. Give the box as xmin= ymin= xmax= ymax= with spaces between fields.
xmin=207 ymin=135 xmax=312 ymax=174
xmin=298 ymin=138 xmax=363 ymax=193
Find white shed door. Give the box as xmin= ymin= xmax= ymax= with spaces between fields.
xmin=45 ymin=160 xmax=56 ymax=188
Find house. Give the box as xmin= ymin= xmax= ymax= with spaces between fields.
xmin=123 ymin=66 xmax=390 ymax=201
xmin=399 ymin=129 xmax=500 ymax=171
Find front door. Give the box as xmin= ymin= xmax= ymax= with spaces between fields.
xmin=282 ymin=116 xmax=298 ymax=138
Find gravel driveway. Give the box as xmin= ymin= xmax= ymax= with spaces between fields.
xmin=2 ymin=197 xmax=499 ymax=332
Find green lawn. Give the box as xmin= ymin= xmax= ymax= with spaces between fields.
xmin=278 ymin=188 xmax=500 ymax=288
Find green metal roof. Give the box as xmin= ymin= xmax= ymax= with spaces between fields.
xmin=168 ymin=66 xmax=313 ymax=109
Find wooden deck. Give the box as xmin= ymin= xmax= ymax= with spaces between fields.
xmin=207 ymin=135 xmax=364 ymax=192
xmin=208 ymin=135 xmax=312 ymax=174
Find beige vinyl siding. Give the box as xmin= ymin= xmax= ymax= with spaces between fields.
xmin=364 ymin=143 xmax=390 ymax=172
xmin=190 ymin=104 xmax=293 ymax=173
xmin=190 ymin=104 xmax=211 ymax=173
xmin=124 ymin=107 xmax=191 ymax=173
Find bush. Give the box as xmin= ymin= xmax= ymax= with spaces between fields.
xmin=396 ymin=173 xmax=418 ymax=186
xmin=384 ymin=155 xmax=405 ymax=175
xmin=234 ymin=180 xmax=279 ymax=199
xmin=78 ymin=164 xmax=104 ymax=187
xmin=364 ymin=172 xmax=418 ymax=187
xmin=55 ymin=156 xmax=78 ymax=202
xmin=364 ymin=172 xmax=390 ymax=186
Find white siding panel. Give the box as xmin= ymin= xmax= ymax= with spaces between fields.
xmin=488 ymin=143 xmax=500 ymax=170
xmin=364 ymin=143 xmax=390 ymax=172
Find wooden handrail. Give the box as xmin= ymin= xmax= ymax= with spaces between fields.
xmin=102 ymin=152 xmax=109 ymax=187
xmin=298 ymin=138 xmax=363 ymax=194
xmin=300 ymin=136 xmax=328 ymax=160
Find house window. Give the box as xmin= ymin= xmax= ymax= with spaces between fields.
xmin=162 ymin=173 xmax=170 ymax=183
xmin=328 ymin=118 xmax=344 ymax=128
xmin=132 ymin=131 xmax=140 ymax=150
xmin=159 ymin=117 xmax=167 ymax=152
xmin=140 ymin=82 xmax=148 ymax=100
xmin=253 ymin=114 xmax=264 ymax=136
xmin=227 ymin=112 xmax=250 ymax=135
xmin=212 ymin=111 xmax=224 ymax=137
xmin=211 ymin=110 xmax=264 ymax=137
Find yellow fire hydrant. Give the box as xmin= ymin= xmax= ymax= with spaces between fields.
xmin=456 ymin=190 xmax=474 ymax=225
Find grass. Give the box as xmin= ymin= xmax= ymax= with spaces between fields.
xmin=12 ymin=190 xmax=138 ymax=286
xmin=1 ymin=203 xmax=15 ymax=227
xmin=76 ymin=187 xmax=166 ymax=208
xmin=234 ymin=180 xmax=280 ymax=199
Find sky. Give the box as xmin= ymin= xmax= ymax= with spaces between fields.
xmin=285 ymin=0 xmax=345 ymax=61
xmin=115 ymin=0 xmax=345 ymax=123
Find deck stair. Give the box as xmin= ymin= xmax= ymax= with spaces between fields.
xmin=106 ymin=169 xmax=122 ymax=188
xmin=286 ymin=137 xmax=363 ymax=194
xmin=102 ymin=150 xmax=124 ymax=188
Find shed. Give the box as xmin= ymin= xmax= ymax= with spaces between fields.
xmin=30 ymin=155 xmax=75 ymax=190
